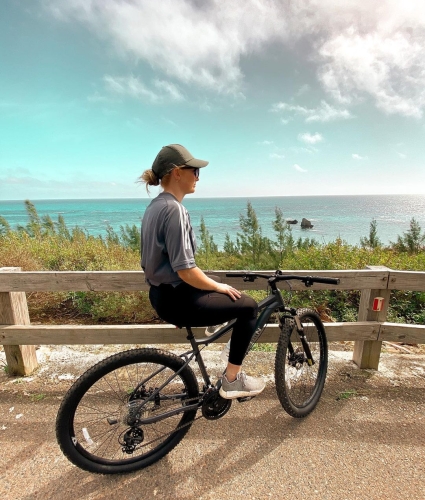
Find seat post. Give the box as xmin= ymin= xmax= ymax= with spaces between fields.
xmin=185 ymin=326 xmax=212 ymax=387
xmin=185 ymin=326 xmax=195 ymax=340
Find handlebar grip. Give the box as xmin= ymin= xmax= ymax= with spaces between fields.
xmin=311 ymin=277 xmax=340 ymax=285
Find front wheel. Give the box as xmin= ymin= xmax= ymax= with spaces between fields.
xmin=56 ymin=348 xmax=199 ymax=474
xmin=275 ymin=308 xmax=328 ymax=418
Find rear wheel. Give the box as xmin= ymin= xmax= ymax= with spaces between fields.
xmin=275 ymin=308 xmax=328 ymax=418
xmin=56 ymin=348 xmax=199 ymax=474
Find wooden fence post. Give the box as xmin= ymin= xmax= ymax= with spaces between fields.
xmin=0 ymin=267 xmax=38 ymax=376
xmin=352 ymin=265 xmax=391 ymax=370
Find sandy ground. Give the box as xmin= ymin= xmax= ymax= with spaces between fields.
xmin=1 ymin=344 xmax=425 ymax=500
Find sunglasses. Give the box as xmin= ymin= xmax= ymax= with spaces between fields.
xmin=181 ymin=166 xmax=200 ymax=179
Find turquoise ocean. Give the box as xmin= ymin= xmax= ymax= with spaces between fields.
xmin=1 ymin=195 xmax=425 ymax=249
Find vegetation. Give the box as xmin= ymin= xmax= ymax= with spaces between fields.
xmin=391 ymin=218 xmax=425 ymax=254
xmin=360 ymin=219 xmax=382 ymax=250
xmin=1 ymin=200 xmax=425 ymax=326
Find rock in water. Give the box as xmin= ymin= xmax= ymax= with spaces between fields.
xmin=301 ymin=218 xmax=314 ymax=229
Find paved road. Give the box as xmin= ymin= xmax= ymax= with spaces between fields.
xmin=1 ymin=346 xmax=425 ymax=500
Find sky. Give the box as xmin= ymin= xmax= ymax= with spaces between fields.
xmin=1 ymin=0 xmax=425 ymax=200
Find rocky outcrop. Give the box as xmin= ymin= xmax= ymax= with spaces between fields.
xmin=301 ymin=218 xmax=314 ymax=228
xmin=286 ymin=219 xmax=298 ymax=224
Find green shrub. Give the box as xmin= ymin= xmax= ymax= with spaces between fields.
xmin=1 ymin=200 xmax=425 ymax=325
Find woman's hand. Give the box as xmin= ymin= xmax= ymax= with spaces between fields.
xmin=177 ymin=267 xmax=241 ymax=301
xmin=214 ymin=282 xmax=241 ymax=301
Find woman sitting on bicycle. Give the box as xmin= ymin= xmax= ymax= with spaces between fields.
xmin=139 ymin=144 xmax=265 ymax=400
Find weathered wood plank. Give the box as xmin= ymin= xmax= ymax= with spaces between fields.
xmin=0 ymin=321 xmax=381 ymax=345
xmin=0 ymin=268 xmax=38 ymax=376
xmin=0 ymin=271 xmax=148 ymax=292
xmin=0 ymin=269 xmax=389 ymax=292
xmin=325 ymin=322 xmax=380 ymax=342
xmin=378 ymin=322 xmax=425 ymax=343
xmin=0 ymin=324 xmax=198 ymax=345
xmin=353 ymin=265 xmax=391 ymax=370
xmin=388 ymin=270 xmax=425 ymax=291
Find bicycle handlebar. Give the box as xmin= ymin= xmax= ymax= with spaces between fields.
xmin=226 ymin=272 xmax=340 ymax=286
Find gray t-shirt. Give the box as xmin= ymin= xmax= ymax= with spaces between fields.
xmin=141 ymin=192 xmax=197 ymax=286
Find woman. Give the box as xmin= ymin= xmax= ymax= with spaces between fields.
xmin=140 ymin=144 xmax=265 ymax=400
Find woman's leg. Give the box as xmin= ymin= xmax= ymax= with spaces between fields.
xmin=149 ymin=282 xmax=257 ymax=366
xmin=149 ymin=283 xmax=265 ymax=396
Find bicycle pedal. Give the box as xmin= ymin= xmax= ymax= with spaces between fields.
xmin=237 ymin=396 xmax=255 ymax=403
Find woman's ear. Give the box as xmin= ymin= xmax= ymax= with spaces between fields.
xmin=170 ymin=166 xmax=181 ymax=182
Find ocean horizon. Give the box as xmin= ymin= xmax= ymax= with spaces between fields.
xmin=1 ymin=194 xmax=425 ymax=248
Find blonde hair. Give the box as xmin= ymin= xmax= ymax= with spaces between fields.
xmin=137 ymin=164 xmax=183 ymax=193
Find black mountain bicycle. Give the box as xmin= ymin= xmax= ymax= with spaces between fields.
xmin=56 ymin=271 xmax=339 ymax=474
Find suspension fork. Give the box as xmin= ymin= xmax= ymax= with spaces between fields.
xmin=293 ymin=315 xmax=315 ymax=366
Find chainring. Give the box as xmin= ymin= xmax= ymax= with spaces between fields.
xmin=202 ymin=388 xmax=232 ymax=420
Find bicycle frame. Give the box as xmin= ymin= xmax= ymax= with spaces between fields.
xmin=121 ymin=271 xmax=340 ymax=426
xmin=130 ymin=288 xmax=287 ymax=425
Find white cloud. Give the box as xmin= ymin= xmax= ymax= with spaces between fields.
xmin=153 ymin=80 xmax=184 ymax=102
xmin=87 ymin=91 xmax=109 ymax=103
xmin=296 ymin=84 xmax=310 ymax=96
xmin=45 ymin=0 xmax=285 ymax=94
xmin=293 ymin=164 xmax=307 ymax=172
xmin=45 ymin=0 xmax=425 ymax=116
xmin=259 ymin=140 xmax=274 ymax=145
xmin=103 ymin=75 xmax=184 ymax=103
xmin=0 ymin=169 xmax=138 ymax=199
xmin=316 ymin=12 xmax=425 ymax=117
xmin=352 ymin=153 xmax=368 ymax=160
xmin=271 ymin=100 xmax=352 ymax=122
xmin=269 ymin=153 xmax=285 ymax=160
xmin=398 ymin=152 xmax=407 ymax=159
xmin=298 ymin=133 xmax=323 ymax=145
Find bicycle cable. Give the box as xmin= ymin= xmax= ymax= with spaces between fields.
xmin=129 ymin=395 xmax=204 ymax=452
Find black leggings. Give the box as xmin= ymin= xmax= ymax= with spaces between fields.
xmin=149 ymin=282 xmax=258 ymax=365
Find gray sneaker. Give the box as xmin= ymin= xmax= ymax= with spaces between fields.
xmin=219 ymin=372 xmax=265 ymax=400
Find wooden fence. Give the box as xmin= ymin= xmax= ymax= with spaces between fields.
xmin=1 ymin=266 xmax=425 ymax=376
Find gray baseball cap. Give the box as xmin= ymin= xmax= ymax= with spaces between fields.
xmin=151 ymin=144 xmax=209 ymax=179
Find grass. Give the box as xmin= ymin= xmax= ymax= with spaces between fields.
xmin=336 ymin=389 xmax=358 ymax=400
xmin=30 ymin=393 xmax=46 ymax=402
xmin=251 ymin=343 xmax=276 ymax=352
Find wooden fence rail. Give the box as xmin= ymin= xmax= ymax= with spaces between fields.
xmin=1 ymin=266 xmax=425 ymax=376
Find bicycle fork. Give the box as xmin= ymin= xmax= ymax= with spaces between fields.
xmin=293 ymin=315 xmax=315 ymax=366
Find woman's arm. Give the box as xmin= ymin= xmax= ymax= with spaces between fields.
xmin=177 ymin=267 xmax=241 ymax=301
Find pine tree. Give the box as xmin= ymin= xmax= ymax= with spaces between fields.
xmin=237 ymin=201 xmax=271 ymax=266
xmin=0 ymin=216 xmax=11 ymax=237
xmin=392 ymin=218 xmax=425 ymax=253
xmin=360 ymin=219 xmax=382 ymax=249
xmin=272 ymin=207 xmax=293 ymax=262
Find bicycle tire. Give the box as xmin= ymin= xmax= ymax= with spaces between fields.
xmin=56 ymin=348 xmax=199 ymax=474
xmin=275 ymin=308 xmax=328 ymax=418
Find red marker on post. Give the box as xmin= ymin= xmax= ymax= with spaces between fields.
xmin=372 ymin=297 xmax=385 ymax=312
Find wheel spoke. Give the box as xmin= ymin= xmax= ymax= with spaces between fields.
xmin=275 ymin=309 xmax=328 ymax=418
xmin=56 ymin=349 xmax=199 ymax=473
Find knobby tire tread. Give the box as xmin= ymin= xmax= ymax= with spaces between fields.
xmin=56 ymin=348 xmax=199 ymax=474
xmin=275 ymin=308 xmax=328 ymax=418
